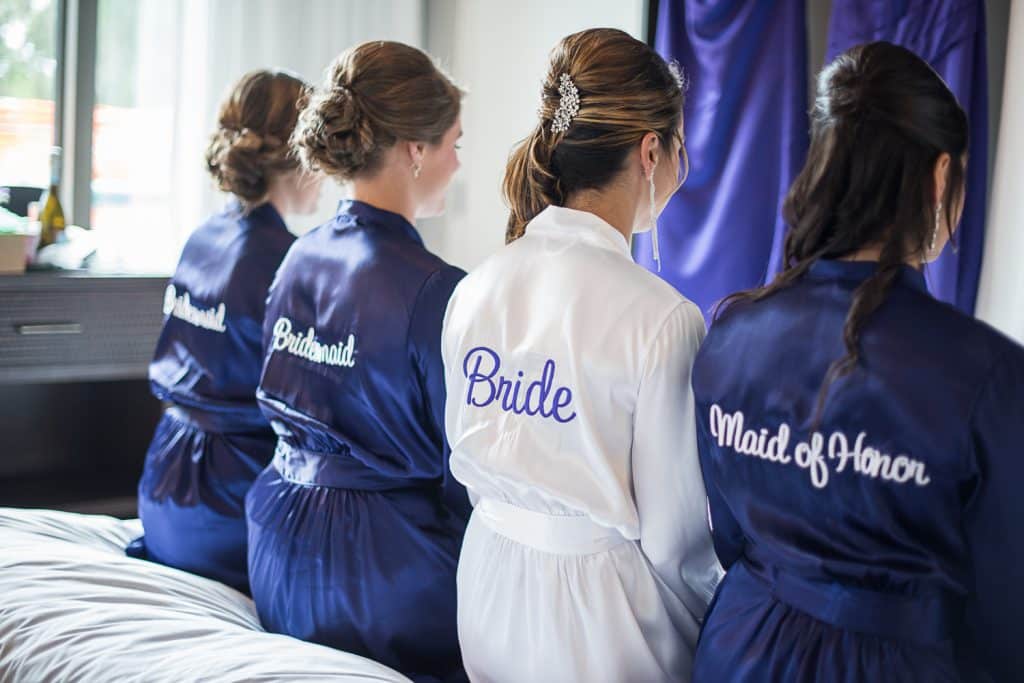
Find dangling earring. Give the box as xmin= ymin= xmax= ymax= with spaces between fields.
xmin=649 ymin=171 xmax=661 ymax=272
xmin=930 ymin=201 xmax=942 ymax=253
xmin=411 ymin=162 xmax=422 ymax=179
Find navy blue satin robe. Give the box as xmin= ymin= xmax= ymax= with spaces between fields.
xmin=691 ymin=259 xmax=1024 ymax=682
xmin=133 ymin=201 xmax=294 ymax=593
xmin=246 ymin=200 xmax=470 ymax=682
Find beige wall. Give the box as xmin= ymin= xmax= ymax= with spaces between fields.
xmin=977 ymin=0 xmax=1024 ymax=342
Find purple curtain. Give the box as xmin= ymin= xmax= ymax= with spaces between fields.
xmin=826 ymin=0 xmax=988 ymax=314
xmin=636 ymin=0 xmax=809 ymax=320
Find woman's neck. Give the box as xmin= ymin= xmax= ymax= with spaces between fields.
xmin=351 ymin=175 xmax=415 ymax=226
xmin=840 ymin=245 xmax=884 ymax=262
xmin=264 ymin=177 xmax=293 ymax=218
xmin=841 ymin=244 xmax=924 ymax=269
xmin=564 ymin=187 xmax=638 ymax=244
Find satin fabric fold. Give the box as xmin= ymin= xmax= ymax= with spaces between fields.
xmin=636 ymin=0 xmax=809 ymax=320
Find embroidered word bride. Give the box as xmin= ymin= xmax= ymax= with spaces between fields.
xmin=271 ymin=316 xmax=357 ymax=368
xmin=708 ymin=404 xmax=931 ymax=489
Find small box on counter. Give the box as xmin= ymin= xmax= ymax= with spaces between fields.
xmin=0 ymin=232 xmax=34 ymax=275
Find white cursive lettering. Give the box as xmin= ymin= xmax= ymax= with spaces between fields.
xmin=270 ymin=316 xmax=357 ymax=368
xmin=163 ymin=284 xmax=227 ymax=333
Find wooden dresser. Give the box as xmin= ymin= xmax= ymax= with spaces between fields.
xmin=0 ymin=272 xmax=168 ymax=517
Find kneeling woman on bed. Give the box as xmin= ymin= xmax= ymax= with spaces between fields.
xmin=245 ymin=41 xmax=470 ymax=682
xmin=691 ymin=42 xmax=1024 ymax=682
xmin=129 ymin=70 xmax=321 ymax=593
xmin=442 ymin=28 xmax=722 ymax=682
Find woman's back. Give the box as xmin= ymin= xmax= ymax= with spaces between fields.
xmin=152 ymin=202 xmax=293 ymax=412
xmin=693 ymin=260 xmax=1024 ymax=681
xmin=258 ymin=200 xmax=463 ymax=484
xmin=445 ymin=205 xmax=700 ymax=527
xmin=445 ymin=208 xmax=720 ymax=683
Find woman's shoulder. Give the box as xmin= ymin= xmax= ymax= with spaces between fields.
xmin=628 ymin=258 xmax=700 ymax=314
xmin=880 ymin=283 xmax=1024 ymax=376
xmin=934 ymin=298 xmax=1024 ymax=375
xmin=174 ymin=210 xmax=251 ymax=274
xmin=466 ymin=231 xmax=692 ymax=303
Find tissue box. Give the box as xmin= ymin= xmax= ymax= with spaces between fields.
xmin=0 ymin=233 xmax=33 ymax=274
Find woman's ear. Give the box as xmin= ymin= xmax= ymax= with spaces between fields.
xmin=407 ymin=141 xmax=425 ymax=167
xmin=933 ymin=152 xmax=951 ymax=204
xmin=640 ymin=132 xmax=660 ymax=180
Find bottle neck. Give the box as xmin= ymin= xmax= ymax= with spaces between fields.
xmin=49 ymin=154 xmax=62 ymax=188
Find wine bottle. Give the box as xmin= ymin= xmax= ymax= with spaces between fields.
xmin=38 ymin=146 xmax=65 ymax=250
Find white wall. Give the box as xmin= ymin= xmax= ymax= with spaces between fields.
xmin=95 ymin=0 xmax=424 ymax=273
xmin=976 ymin=0 xmax=1024 ymax=343
xmin=422 ymin=0 xmax=645 ymax=271
xmin=199 ymin=0 xmax=424 ymax=236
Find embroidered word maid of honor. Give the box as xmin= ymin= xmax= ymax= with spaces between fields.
xmin=163 ymin=284 xmax=226 ymax=333
xmin=463 ymin=346 xmax=577 ymax=423
xmin=708 ymin=404 xmax=931 ymax=490
xmin=271 ymin=317 xmax=357 ymax=368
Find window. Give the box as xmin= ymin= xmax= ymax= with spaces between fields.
xmin=90 ymin=0 xmax=183 ymax=272
xmin=1 ymin=0 xmax=423 ymax=273
xmin=0 ymin=0 xmax=59 ymax=189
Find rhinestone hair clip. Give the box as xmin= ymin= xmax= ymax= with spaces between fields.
xmin=667 ymin=60 xmax=688 ymax=92
xmin=550 ymin=73 xmax=580 ymax=134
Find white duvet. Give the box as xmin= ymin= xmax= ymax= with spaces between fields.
xmin=0 ymin=507 xmax=410 ymax=683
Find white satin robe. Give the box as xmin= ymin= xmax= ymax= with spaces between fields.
xmin=442 ymin=205 xmax=723 ymax=682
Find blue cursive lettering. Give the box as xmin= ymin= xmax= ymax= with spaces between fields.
xmin=462 ymin=346 xmax=577 ymax=423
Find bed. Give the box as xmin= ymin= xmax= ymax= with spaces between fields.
xmin=0 ymin=507 xmax=410 ymax=682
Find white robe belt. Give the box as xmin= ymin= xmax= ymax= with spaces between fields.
xmin=475 ymin=498 xmax=628 ymax=556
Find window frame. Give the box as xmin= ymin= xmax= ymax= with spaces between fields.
xmin=53 ymin=0 xmax=98 ymax=228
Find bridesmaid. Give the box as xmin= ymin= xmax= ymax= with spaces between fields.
xmin=131 ymin=69 xmax=321 ymax=593
xmin=245 ymin=41 xmax=469 ymax=682
xmin=692 ymin=42 xmax=1024 ymax=682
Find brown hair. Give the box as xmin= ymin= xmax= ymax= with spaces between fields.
xmin=717 ymin=42 xmax=968 ymax=422
xmin=205 ymin=69 xmax=308 ymax=208
xmin=292 ymin=41 xmax=462 ymax=181
xmin=502 ymin=28 xmax=684 ymax=243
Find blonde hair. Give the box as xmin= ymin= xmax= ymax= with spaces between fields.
xmin=503 ymin=28 xmax=684 ymax=242
xmin=292 ymin=41 xmax=462 ymax=181
xmin=205 ymin=69 xmax=308 ymax=208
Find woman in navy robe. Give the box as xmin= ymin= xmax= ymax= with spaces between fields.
xmin=692 ymin=42 xmax=1023 ymax=682
xmin=245 ymin=42 xmax=469 ymax=682
xmin=130 ymin=70 xmax=321 ymax=593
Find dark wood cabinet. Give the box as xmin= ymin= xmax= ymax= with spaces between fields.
xmin=0 ymin=273 xmax=168 ymax=517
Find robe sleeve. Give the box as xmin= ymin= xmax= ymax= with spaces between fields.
xmin=631 ymin=301 xmax=723 ymax=623
xmin=962 ymin=348 xmax=1024 ymax=681
xmin=694 ymin=407 xmax=746 ymax=570
xmin=408 ymin=264 xmax=472 ymax=520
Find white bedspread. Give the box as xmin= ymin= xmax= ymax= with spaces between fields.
xmin=0 ymin=507 xmax=411 ymax=683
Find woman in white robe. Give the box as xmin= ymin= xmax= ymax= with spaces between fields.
xmin=442 ymin=28 xmax=722 ymax=682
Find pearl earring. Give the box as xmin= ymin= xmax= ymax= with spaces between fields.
xmin=412 ymin=162 xmax=421 ymax=179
